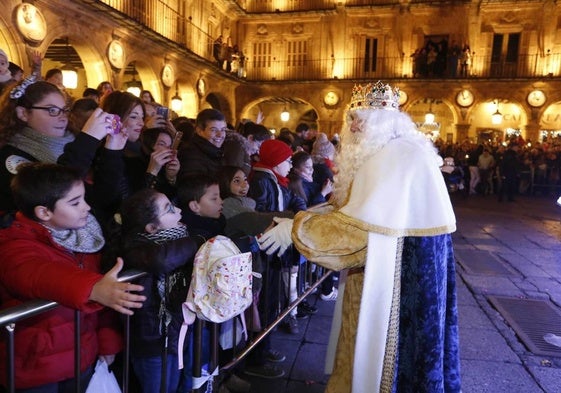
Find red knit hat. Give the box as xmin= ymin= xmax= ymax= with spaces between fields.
xmin=259 ymin=139 xmax=293 ymax=168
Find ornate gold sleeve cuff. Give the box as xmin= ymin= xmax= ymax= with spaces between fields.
xmin=292 ymin=209 xmax=367 ymax=271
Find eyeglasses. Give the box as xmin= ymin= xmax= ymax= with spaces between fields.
xmin=159 ymin=203 xmax=177 ymax=217
xmin=30 ymin=105 xmax=71 ymax=117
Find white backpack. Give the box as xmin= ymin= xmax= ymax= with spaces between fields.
xmin=178 ymin=235 xmax=257 ymax=370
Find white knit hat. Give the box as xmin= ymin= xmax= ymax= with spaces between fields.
xmin=312 ymin=133 xmax=335 ymax=159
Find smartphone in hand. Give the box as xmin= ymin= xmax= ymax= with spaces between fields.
xmin=171 ymin=131 xmax=183 ymax=150
xmin=156 ymin=106 xmax=169 ymax=120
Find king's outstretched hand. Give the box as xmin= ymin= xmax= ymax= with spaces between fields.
xmin=257 ymin=217 xmax=294 ymax=256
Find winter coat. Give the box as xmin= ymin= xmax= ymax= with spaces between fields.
xmin=0 ymin=132 xmax=102 ymax=215
xmin=177 ymin=134 xmax=223 ymax=179
xmin=120 ymin=233 xmax=200 ymax=358
xmin=0 ymin=213 xmax=122 ymax=389
xmin=248 ymin=168 xmax=307 ymax=214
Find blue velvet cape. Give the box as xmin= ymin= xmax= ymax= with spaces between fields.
xmin=393 ymin=234 xmax=461 ymax=393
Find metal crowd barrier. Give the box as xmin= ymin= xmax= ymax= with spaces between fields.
xmin=0 ymin=262 xmax=332 ymax=393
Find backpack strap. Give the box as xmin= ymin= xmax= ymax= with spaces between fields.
xmin=177 ymin=298 xmax=197 ymax=369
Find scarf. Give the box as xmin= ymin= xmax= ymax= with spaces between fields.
xmin=44 ymin=213 xmax=105 ymax=253
xmin=140 ymin=224 xmax=188 ymax=244
xmin=140 ymin=224 xmax=189 ymax=335
xmin=9 ymin=126 xmax=75 ymax=164
xmin=253 ymin=162 xmax=289 ymax=187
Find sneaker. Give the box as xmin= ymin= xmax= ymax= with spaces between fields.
xmin=224 ymin=374 xmax=251 ymax=393
xmin=304 ymin=283 xmax=318 ymax=294
xmin=265 ymin=349 xmax=286 ymax=363
xmin=244 ymin=364 xmax=285 ymax=379
xmin=296 ymin=310 xmax=310 ymax=319
xmin=299 ymin=301 xmax=318 ymax=314
xmin=284 ymin=315 xmax=299 ymax=334
xmin=320 ymin=287 xmax=338 ymax=301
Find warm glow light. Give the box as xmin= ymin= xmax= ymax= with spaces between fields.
xmin=425 ymin=112 xmax=435 ymax=124
xmin=171 ymin=81 xmax=183 ymax=112
xmin=491 ymin=109 xmax=502 ymax=125
xmin=171 ymin=94 xmax=183 ymax=112
xmin=280 ymin=108 xmax=290 ymax=122
xmin=127 ymin=85 xmax=141 ymax=97
xmin=62 ymin=68 xmax=78 ymax=89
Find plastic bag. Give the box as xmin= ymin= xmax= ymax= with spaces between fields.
xmin=219 ymin=316 xmax=244 ymax=350
xmin=85 ymin=359 xmax=121 ymax=393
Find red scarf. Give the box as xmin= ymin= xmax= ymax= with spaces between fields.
xmin=253 ymin=162 xmax=289 ymax=188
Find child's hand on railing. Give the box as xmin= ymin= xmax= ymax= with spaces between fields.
xmin=90 ymin=258 xmax=146 ymax=315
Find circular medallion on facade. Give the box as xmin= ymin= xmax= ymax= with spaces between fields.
xmin=107 ymin=40 xmax=125 ymax=69
xmin=324 ymin=91 xmax=339 ymax=106
xmin=197 ymin=78 xmax=206 ymax=97
xmin=455 ymin=89 xmax=474 ymax=107
xmin=527 ymin=89 xmax=546 ymax=108
xmin=15 ymin=3 xmax=47 ymax=43
xmin=162 ymin=64 xmax=174 ymax=87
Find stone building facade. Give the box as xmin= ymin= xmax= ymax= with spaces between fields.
xmin=1 ymin=0 xmax=561 ymax=143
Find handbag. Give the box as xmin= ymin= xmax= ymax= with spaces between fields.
xmin=85 ymin=359 xmax=121 ymax=393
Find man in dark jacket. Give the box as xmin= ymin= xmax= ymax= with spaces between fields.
xmin=178 ymin=108 xmax=227 ymax=180
xmin=498 ymin=143 xmax=520 ymax=202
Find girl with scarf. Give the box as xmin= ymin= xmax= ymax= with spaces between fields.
xmin=109 ymin=188 xmax=202 ymax=393
xmin=0 ymin=76 xmax=128 ymax=216
xmin=0 ymin=163 xmax=145 ymax=391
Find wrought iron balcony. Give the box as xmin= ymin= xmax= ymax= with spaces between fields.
xmin=81 ymin=0 xmax=559 ymax=82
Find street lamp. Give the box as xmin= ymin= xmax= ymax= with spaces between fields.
xmin=170 ymin=81 xmax=183 ymax=112
xmin=491 ymin=100 xmax=502 ymax=125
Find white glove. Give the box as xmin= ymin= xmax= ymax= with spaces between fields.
xmin=257 ymin=217 xmax=294 ymax=256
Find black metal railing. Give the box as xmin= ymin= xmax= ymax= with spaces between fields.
xmin=0 ymin=263 xmax=332 ymax=392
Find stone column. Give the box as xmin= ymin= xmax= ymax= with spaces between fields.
xmin=455 ymin=123 xmax=471 ymax=143
xmin=524 ymin=121 xmax=540 ymax=144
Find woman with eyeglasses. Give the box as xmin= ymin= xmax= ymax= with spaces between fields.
xmin=0 ymin=76 xmax=127 ymax=216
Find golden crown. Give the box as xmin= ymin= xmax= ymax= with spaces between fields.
xmin=349 ymin=81 xmax=400 ymax=111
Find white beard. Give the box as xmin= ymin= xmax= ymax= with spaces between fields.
xmin=331 ymin=109 xmax=437 ymax=207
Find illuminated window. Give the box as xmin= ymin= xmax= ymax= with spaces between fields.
xmin=287 ymin=40 xmax=307 ymax=67
xmin=363 ymin=37 xmax=378 ymax=73
xmin=253 ymin=42 xmax=272 ymax=68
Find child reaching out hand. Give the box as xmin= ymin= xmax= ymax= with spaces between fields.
xmin=0 ymin=163 xmax=145 ymax=391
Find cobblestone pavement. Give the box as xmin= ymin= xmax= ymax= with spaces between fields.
xmin=242 ymin=193 xmax=561 ymax=393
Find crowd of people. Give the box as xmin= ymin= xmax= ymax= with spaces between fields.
xmin=213 ymin=35 xmax=246 ymax=78
xmin=435 ymin=136 xmax=561 ymax=201
xmin=0 ymin=55 xmax=342 ymax=392
xmin=0 ymin=47 xmax=551 ymax=393
xmin=411 ymin=39 xmax=472 ymax=78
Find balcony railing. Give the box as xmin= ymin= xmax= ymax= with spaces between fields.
xmin=244 ymin=53 xmax=561 ymax=81
xmin=82 ymin=1 xmax=559 ymax=82
xmin=232 ymin=0 xmax=472 ymax=13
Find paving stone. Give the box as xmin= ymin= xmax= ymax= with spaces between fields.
xmin=461 ymin=359 xmax=544 ymax=393
xmin=459 ymin=327 xmax=520 ymax=362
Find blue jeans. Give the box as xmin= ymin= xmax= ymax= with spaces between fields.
xmin=177 ymin=324 xmax=210 ymax=393
xmin=16 ymin=365 xmax=93 ymax=393
xmin=131 ymin=354 xmax=180 ymax=393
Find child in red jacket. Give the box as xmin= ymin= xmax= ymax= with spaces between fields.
xmin=0 ymin=163 xmax=146 ymax=391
